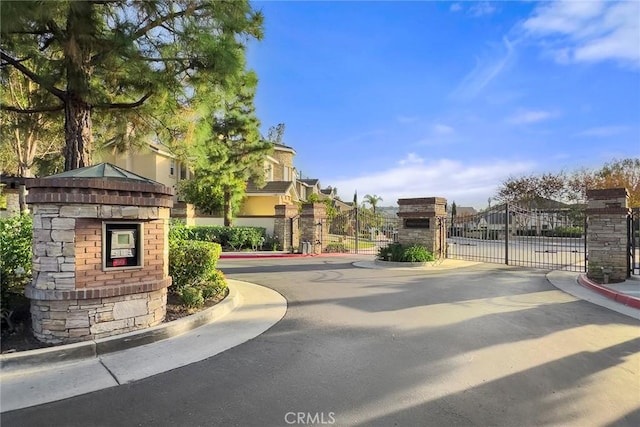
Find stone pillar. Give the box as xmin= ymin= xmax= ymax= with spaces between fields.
xmin=300 ymin=203 xmax=328 ymax=254
xmin=274 ymin=204 xmax=299 ymax=252
xmin=586 ymin=188 xmax=630 ymax=283
xmin=25 ymin=172 xmax=174 ymax=344
xmin=397 ymin=197 xmax=447 ymax=258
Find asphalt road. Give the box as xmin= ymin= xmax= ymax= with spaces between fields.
xmin=2 ymin=257 xmax=639 ymax=427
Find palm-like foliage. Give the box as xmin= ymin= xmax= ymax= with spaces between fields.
xmin=364 ymin=194 xmax=383 ymax=214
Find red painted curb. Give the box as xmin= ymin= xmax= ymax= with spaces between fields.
xmin=219 ymin=252 xmax=361 ymax=259
xmin=578 ymin=275 xmax=640 ymax=309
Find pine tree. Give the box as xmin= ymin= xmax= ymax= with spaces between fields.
xmin=0 ymin=0 xmax=263 ymax=170
xmin=181 ymin=71 xmax=272 ymax=226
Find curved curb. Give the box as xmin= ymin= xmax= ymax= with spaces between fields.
xmin=0 ymin=284 xmax=241 ymax=372
xmin=577 ymin=274 xmax=640 ymax=309
xmin=374 ymin=259 xmax=431 ymax=268
xmin=355 ymin=259 xmax=483 ymax=271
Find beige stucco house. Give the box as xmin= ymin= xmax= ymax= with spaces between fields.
xmin=99 ymin=141 xmax=337 ymax=235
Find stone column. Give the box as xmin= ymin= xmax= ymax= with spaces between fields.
xmin=396 ymin=197 xmax=447 ymax=258
xmin=274 ymin=204 xmax=299 ymax=252
xmin=300 ymin=203 xmax=328 ymax=254
xmin=25 ymin=174 xmax=174 ymax=344
xmin=586 ymin=188 xmax=630 ymax=283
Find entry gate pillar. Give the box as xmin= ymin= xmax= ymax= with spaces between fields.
xmin=397 ymin=197 xmax=447 ymax=258
xmin=586 ymin=188 xmax=630 ymax=282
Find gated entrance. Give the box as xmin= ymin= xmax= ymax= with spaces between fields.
xmin=448 ymin=203 xmax=587 ymax=272
xmin=630 ymin=208 xmax=640 ymax=276
xmin=328 ymin=208 xmax=399 ymax=254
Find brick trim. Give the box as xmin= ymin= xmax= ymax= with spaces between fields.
xmin=398 ymin=197 xmax=447 ymax=206
xmin=25 ymin=277 xmax=171 ymax=301
xmin=27 ymin=191 xmax=173 ymax=207
xmin=27 ymin=177 xmax=173 ymax=195
xmin=586 ymin=208 xmax=631 ymax=215
xmin=586 ymin=188 xmax=629 ymax=199
xmin=397 ymin=212 xmax=439 ymax=218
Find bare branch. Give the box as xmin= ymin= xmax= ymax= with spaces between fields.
xmin=93 ymin=93 xmax=152 ymax=110
xmin=1 ymin=103 xmax=64 ymax=113
xmin=0 ymin=50 xmax=66 ymax=100
xmin=132 ymin=4 xmax=207 ymax=40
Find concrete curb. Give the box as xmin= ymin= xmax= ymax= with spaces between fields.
xmin=374 ymin=259 xmax=430 ymax=267
xmin=0 ymin=283 xmax=241 ymax=372
xmin=578 ymin=274 xmax=640 ymax=309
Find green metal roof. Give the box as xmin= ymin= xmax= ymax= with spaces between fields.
xmin=44 ymin=163 xmax=159 ymax=183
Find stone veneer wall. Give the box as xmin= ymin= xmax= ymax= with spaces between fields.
xmin=586 ymin=188 xmax=630 ymax=283
xmin=25 ymin=176 xmax=173 ymax=344
xmin=300 ymin=203 xmax=328 ymax=254
xmin=274 ymin=204 xmax=299 ymax=252
xmin=397 ymin=197 xmax=447 ymax=258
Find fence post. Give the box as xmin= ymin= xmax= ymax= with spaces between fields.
xmin=355 ymin=206 xmax=359 ymax=254
xmin=505 ymin=203 xmax=509 ymax=265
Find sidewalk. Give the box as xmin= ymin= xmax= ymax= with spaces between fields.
xmin=0 ymin=280 xmax=287 ymax=413
xmin=546 ymin=271 xmax=640 ymax=321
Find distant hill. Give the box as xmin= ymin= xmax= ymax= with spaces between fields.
xmin=376 ymin=206 xmax=399 ymax=217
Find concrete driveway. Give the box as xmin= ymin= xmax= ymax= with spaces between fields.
xmin=2 ymin=256 xmax=639 ymax=426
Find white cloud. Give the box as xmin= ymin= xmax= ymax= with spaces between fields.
xmin=469 ymin=2 xmax=497 ymax=18
xmin=433 ymin=124 xmax=454 ymax=135
xmin=507 ymin=109 xmax=560 ymax=125
xmin=331 ymin=154 xmax=534 ymax=208
xmin=451 ymin=37 xmax=516 ymax=100
xmin=450 ymin=3 xmax=462 ymax=13
xmin=575 ymin=125 xmax=630 ymax=137
xmin=521 ymin=0 xmax=640 ymax=68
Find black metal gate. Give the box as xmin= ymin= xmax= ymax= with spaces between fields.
xmin=629 ymin=208 xmax=640 ymax=276
xmin=327 ymin=208 xmax=399 ymax=254
xmin=448 ymin=203 xmax=587 ymax=272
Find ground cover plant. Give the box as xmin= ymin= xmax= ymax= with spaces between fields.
xmin=377 ymin=243 xmax=435 ymax=263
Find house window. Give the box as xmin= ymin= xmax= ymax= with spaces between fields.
xmin=179 ymin=163 xmax=187 ymax=180
xmin=170 ymin=160 xmax=175 ymax=176
xmin=265 ymin=164 xmax=273 ymax=181
xmin=284 ymin=167 xmax=289 ymax=181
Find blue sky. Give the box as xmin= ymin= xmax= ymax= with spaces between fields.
xmin=247 ymin=0 xmax=640 ymax=208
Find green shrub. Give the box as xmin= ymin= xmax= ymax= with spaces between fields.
xmin=188 ymin=226 xmax=266 ymax=251
xmin=377 ymin=243 xmax=405 ymax=261
xmin=201 ymin=270 xmax=227 ymax=300
xmin=378 ymin=243 xmax=434 ymax=262
xmin=0 ymin=213 xmax=33 ymax=309
xmin=325 ymin=242 xmax=348 ymax=253
xmin=401 ymin=244 xmax=435 ymax=262
xmin=548 ymin=226 xmax=584 ymax=238
xmin=180 ymin=286 xmax=204 ymax=308
xmin=169 ymin=240 xmax=221 ymax=293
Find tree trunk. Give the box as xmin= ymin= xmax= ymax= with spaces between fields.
xmin=223 ymin=190 xmax=233 ymax=227
xmin=63 ymin=99 xmax=92 ymax=170
xmin=63 ymin=0 xmax=94 ymax=171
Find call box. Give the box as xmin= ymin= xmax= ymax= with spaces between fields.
xmin=103 ymin=222 xmax=144 ymax=270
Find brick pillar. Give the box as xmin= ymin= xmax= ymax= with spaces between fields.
xmin=274 ymin=204 xmax=299 ymax=252
xmin=396 ymin=197 xmax=447 ymax=258
xmin=300 ymin=203 xmax=328 ymax=254
xmin=25 ymin=171 xmax=174 ymax=344
xmin=586 ymin=188 xmax=630 ymax=283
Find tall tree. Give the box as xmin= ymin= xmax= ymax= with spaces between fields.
xmin=364 ymin=194 xmax=383 ymax=215
xmin=266 ymin=123 xmax=286 ymax=145
xmin=495 ymin=158 xmax=640 ymax=207
xmin=180 ymin=71 xmax=272 ymax=226
xmin=1 ymin=0 xmax=263 ymax=171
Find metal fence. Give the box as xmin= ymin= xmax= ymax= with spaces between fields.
xmin=328 ymin=208 xmax=399 ymax=254
xmin=448 ymin=203 xmax=587 ymax=272
xmin=630 ymin=208 xmax=640 ymax=276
